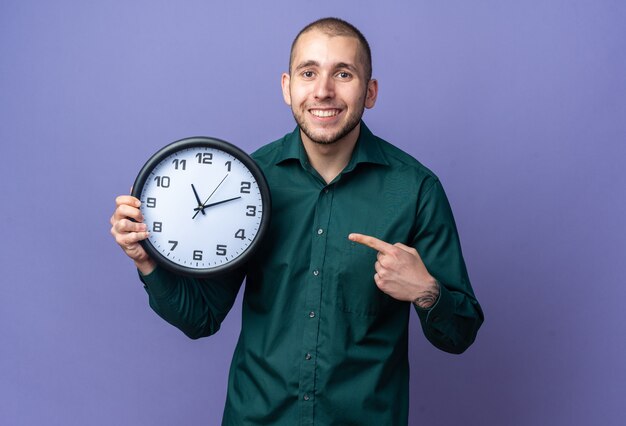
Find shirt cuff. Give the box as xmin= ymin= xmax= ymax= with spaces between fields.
xmin=414 ymin=282 xmax=454 ymax=327
xmin=138 ymin=266 xmax=177 ymax=299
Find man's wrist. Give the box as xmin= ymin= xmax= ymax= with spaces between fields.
xmin=135 ymin=258 xmax=157 ymax=276
xmin=413 ymin=279 xmax=440 ymax=310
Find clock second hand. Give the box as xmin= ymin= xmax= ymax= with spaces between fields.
xmin=192 ymin=173 xmax=229 ymax=219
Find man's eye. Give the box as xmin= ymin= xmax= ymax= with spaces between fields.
xmin=302 ymin=71 xmax=314 ymax=78
xmin=337 ymin=72 xmax=351 ymax=79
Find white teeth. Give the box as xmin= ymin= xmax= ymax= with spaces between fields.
xmin=311 ymin=109 xmax=339 ymax=117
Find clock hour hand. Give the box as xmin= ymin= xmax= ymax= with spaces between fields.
xmin=194 ymin=196 xmax=242 ymax=212
xmin=191 ymin=184 xmax=206 ymax=216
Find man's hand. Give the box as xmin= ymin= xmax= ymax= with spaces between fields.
xmin=348 ymin=233 xmax=440 ymax=309
xmin=110 ymin=195 xmax=156 ymax=275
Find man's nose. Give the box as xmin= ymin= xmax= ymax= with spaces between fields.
xmin=314 ymin=74 xmax=334 ymax=100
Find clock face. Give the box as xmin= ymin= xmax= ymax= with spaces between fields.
xmin=132 ymin=137 xmax=270 ymax=277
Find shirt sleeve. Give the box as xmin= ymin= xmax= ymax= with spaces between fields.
xmin=140 ymin=266 xmax=245 ymax=339
xmin=411 ymin=178 xmax=484 ymax=354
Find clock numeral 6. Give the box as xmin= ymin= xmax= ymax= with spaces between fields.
xmin=246 ymin=205 xmax=257 ymax=216
xmin=193 ymin=250 xmax=203 ymax=261
xmin=153 ymin=222 xmax=162 ymax=232
xmin=154 ymin=176 xmax=170 ymax=188
xmin=146 ymin=197 xmax=156 ymax=208
xmin=196 ymin=152 xmax=213 ymax=164
xmin=240 ymin=181 xmax=251 ymax=194
xmin=216 ymin=244 xmax=227 ymax=256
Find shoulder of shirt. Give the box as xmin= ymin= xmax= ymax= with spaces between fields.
xmin=250 ymin=134 xmax=288 ymax=167
xmin=371 ymin=132 xmax=441 ymax=192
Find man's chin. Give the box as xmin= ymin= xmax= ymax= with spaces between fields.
xmin=304 ymin=130 xmax=342 ymax=145
xmin=301 ymin=124 xmax=356 ymax=146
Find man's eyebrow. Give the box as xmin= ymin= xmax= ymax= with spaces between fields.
xmin=334 ymin=62 xmax=358 ymax=72
xmin=294 ymin=60 xmax=319 ymax=71
xmin=293 ymin=61 xmax=359 ymax=73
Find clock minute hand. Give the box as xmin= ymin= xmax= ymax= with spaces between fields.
xmin=191 ymin=184 xmax=206 ymax=216
xmin=194 ymin=196 xmax=242 ymax=211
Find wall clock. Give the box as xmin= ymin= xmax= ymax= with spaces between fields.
xmin=131 ymin=137 xmax=271 ymax=277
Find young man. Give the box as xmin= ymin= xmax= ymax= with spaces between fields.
xmin=111 ymin=17 xmax=483 ymax=425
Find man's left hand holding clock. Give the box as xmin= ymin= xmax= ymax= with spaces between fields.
xmin=110 ymin=195 xmax=156 ymax=276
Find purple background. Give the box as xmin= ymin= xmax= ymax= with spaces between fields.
xmin=1 ymin=1 xmax=625 ymax=425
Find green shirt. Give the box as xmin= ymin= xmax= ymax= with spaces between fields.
xmin=141 ymin=122 xmax=483 ymax=425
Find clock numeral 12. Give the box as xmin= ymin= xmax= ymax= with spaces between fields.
xmin=196 ymin=152 xmax=213 ymax=164
xmin=216 ymin=244 xmax=227 ymax=256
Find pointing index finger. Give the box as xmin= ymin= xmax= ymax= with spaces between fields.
xmin=348 ymin=233 xmax=394 ymax=253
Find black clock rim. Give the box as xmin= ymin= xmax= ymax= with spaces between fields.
xmin=131 ymin=136 xmax=271 ymax=278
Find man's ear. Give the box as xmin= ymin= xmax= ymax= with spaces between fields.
xmin=281 ymin=73 xmax=292 ymax=106
xmin=365 ymin=79 xmax=378 ymax=109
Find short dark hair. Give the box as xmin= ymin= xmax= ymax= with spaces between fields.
xmin=289 ymin=17 xmax=373 ymax=81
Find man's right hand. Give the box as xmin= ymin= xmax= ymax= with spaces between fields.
xmin=110 ymin=195 xmax=157 ymax=275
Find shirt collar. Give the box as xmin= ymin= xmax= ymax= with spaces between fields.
xmin=275 ymin=121 xmax=390 ymax=170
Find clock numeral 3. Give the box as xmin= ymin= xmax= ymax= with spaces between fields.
xmin=216 ymin=244 xmax=227 ymax=256
xmin=246 ymin=205 xmax=257 ymax=216
xmin=193 ymin=250 xmax=203 ymax=261
xmin=153 ymin=222 xmax=162 ymax=232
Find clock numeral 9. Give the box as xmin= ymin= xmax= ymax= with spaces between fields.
xmin=153 ymin=222 xmax=162 ymax=232
xmin=193 ymin=250 xmax=203 ymax=261
xmin=196 ymin=152 xmax=213 ymax=164
xmin=240 ymin=181 xmax=251 ymax=194
xmin=216 ymin=244 xmax=227 ymax=256
xmin=154 ymin=176 xmax=170 ymax=188
xmin=235 ymin=229 xmax=246 ymax=240
xmin=146 ymin=197 xmax=156 ymax=208
xmin=246 ymin=205 xmax=257 ymax=216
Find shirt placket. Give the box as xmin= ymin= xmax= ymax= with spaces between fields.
xmin=298 ymin=184 xmax=333 ymax=426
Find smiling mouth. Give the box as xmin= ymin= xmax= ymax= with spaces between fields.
xmin=309 ymin=109 xmax=341 ymax=118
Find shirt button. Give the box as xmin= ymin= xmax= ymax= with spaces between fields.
xmin=305 ymin=353 xmax=312 ymax=360
xmin=317 ymin=228 xmax=324 ymax=235
xmin=313 ymin=270 xmax=319 ymax=276
xmin=324 ymin=188 xmax=329 ymax=193
xmin=303 ymin=394 xmax=310 ymax=401
xmin=309 ymin=311 xmax=315 ymax=318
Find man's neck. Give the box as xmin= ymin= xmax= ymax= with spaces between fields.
xmin=300 ymin=124 xmax=361 ymax=184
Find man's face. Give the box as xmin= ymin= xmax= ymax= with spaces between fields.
xmin=282 ymin=29 xmax=377 ymax=146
